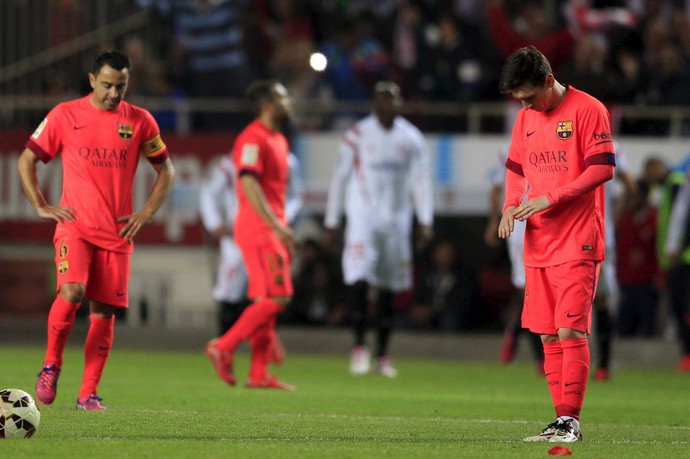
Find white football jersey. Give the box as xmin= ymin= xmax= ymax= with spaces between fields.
xmin=324 ymin=114 xmax=433 ymax=231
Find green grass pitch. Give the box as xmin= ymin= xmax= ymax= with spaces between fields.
xmin=0 ymin=345 xmax=688 ymax=458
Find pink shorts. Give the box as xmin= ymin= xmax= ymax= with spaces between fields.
xmin=522 ymin=260 xmax=600 ymax=335
xmin=54 ymin=226 xmax=130 ymax=307
xmin=239 ymin=239 xmax=293 ymax=300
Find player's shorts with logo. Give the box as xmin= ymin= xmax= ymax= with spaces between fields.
xmin=522 ymin=259 xmax=600 ymax=335
xmin=342 ymin=220 xmax=412 ymax=292
xmin=53 ymin=225 xmax=130 ymax=307
xmin=238 ymin=236 xmax=293 ymax=300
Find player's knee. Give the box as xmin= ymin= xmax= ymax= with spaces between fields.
xmin=59 ymin=283 xmax=86 ymax=304
xmin=557 ymin=328 xmax=586 ymax=340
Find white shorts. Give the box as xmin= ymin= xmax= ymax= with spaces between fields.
xmin=342 ymin=221 xmax=412 ymax=292
xmin=213 ymin=237 xmax=249 ymax=303
xmin=507 ymin=219 xmax=526 ymax=289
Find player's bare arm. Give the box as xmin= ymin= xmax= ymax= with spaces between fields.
xmin=117 ymin=157 xmax=175 ymax=239
xmin=240 ymin=174 xmax=296 ymax=248
xmin=16 ymin=148 xmax=76 ymax=223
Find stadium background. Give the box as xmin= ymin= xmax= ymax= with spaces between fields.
xmin=1 ymin=1 xmax=688 ymax=367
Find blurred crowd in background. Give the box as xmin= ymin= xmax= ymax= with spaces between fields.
xmin=3 ymin=0 xmax=690 ymax=341
xmin=5 ymin=0 xmax=690 ymax=134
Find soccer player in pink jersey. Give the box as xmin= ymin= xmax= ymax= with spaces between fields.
xmin=17 ymin=50 xmax=176 ymax=410
xmin=497 ymin=46 xmax=615 ymax=443
xmin=205 ymin=80 xmax=297 ymax=391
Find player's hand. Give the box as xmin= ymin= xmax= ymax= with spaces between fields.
xmin=513 ymin=195 xmax=551 ymax=221
xmin=210 ymin=226 xmax=231 ymax=241
xmin=498 ymin=206 xmax=517 ymax=239
xmin=416 ymin=225 xmax=433 ymax=251
xmin=116 ymin=211 xmax=154 ymax=239
xmin=323 ymin=227 xmax=338 ymax=253
xmin=36 ymin=205 xmax=76 ymax=223
xmin=274 ymin=223 xmax=298 ymax=249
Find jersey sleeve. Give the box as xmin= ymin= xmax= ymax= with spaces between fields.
xmin=324 ymin=130 xmax=357 ymax=228
xmin=139 ymin=110 xmax=169 ymax=164
xmin=580 ymin=101 xmax=616 ymax=167
xmin=234 ymin=130 xmax=265 ymax=178
xmin=25 ymin=105 xmax=65 ymax=163
xmin=506 ymin=114 xmax=525 ymax=177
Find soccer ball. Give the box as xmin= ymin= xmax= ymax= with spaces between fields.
xmin=0 ymin=389 xmax=41 ymax=439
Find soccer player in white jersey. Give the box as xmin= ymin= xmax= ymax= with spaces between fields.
xmin=324 ymin=81 xmax=434 ymax=377
xmin=485 ymin=144 xmax=544 ymax=372
xmin=594 ymin=142 xmax=636 ymax=380
xmin=199 ymin=152 xmax=303 ymax=358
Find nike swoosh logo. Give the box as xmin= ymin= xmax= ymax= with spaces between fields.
xmin=527 ymin=131 xmax=536 ymax=137
xmin=73 ymin=125 xmax=87 ymax=130
xmin=116 ymin=291 xmax=126 ymax=297
xmin=564 ymin=382 xmax=581 ymax=387
xmin=566 ymin=313 xmax=581 ymax=318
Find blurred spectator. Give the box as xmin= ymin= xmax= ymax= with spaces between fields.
xmin=559 ymin=34 xmax=619 ymax=102
xmin=319 ymin=13 xmax=391 ymax=102
xmin=288 ymin=239 xmax=344 ymax=325
xmin=487 ymin=0 xmax=576 ymax=74
xmin=615 ymin=178 xmax=660 ymax=337
xmin=418 ymin=14 xmax=485 ymax=103
xmin=389 ymin=0 xmax=437 ymax=97
xmin=406 ymin=239 xmax=477 ymax=331
xmin=122 ymin=34 xmax=180 ymax=130
xmin=167 ymin=0 xmax=264 ymax=130
xmin=655 ymin=155 xmax=690 ymax=371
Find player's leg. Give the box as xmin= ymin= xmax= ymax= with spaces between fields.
xmin=347 ymin=281 xmax=371 ymax=375
xmin=374 ymin=288 xmax=397 ymax=377
xmin=501 ymin=221 xmax=527 ymax=364
xmin=208 ymin=241 xmax=293 ymax=387
xmin=342 ymin=222 xmax=377 ymax=375
xmin=371 ymin=227 xmax=412 ymax=378
xmin=77 ymin=300 xmax=115 ymax=411
xmin=666 ymin=265 xmax=690 ymax=371
xmin=550 ymin=260 xmax=598 ymax=442
xmin=245 ymin=310 xmax=294 ymax=391
xmin=214 ymin=238 xmax=250 ymax=334
xmin=36 ymin=231 xmax=92 ymax=405
xmin=592 ymin=259 xmax=616 ymax=380
xmin=76 ymin=248 xmax=130 ymax=411
xmin=592 ymin=297 xmax=612 ymax=380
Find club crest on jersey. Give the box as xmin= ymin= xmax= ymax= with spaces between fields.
xmin=118 ymin=123 xmax=133 ymax=140
xmin=556 ymin=121 xmax=573 ymax=140
xmin=241 ymin=144 xmax=259 ymax=166
xmin=58 ymin=260 xmax=69 ymax=274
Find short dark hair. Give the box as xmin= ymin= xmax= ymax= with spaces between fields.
xmin=245 ymin=79 xmax=280 ymax=115
xmin=499 ymin=46 xmax=552 ymax=94
xmin=92 ymin=50 xmax=131 ymax=75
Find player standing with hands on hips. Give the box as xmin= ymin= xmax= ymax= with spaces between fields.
xmin=498 ymin=46 xmax=615 ymax=443
xmin=324 ymin=81 xmax=434 ymax=377
xmin=17 ymin=50 xmax=176 ymax=410
xmin=206 ymin=80 xmax=297 ymax=390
